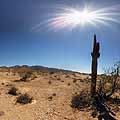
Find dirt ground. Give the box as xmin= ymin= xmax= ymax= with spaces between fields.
xmin=0 ymin=71 xmax=119 ymax=120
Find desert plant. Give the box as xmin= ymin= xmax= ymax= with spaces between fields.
xmin=71 ymin=90 xmax=91 ymax=109
xmin=65 ymin=75 xmax=69 ymax=78
xmin=98 ymin=61 xmax=120 ymax=98
xmin=1 ymin=83 xmax=4 ymax=85
xmin=68 ymin=83 xmax=71 ymax=86
xmin=48 ymin=96 xmax=53 ymax=101
xmin=8 ymin=86 xmax=18 ymax=96
xmin=16 ymin=93 xmax=33 ymax=104
xmin=19 ymin=71 xmax=36 ymax=82
xmin=52 ymin=93 xmax=56 ymax=96
xmin=57 ymin=77 xmax=61 ymax=80
xmin=50 ymin=71 xmax=54 ymax=74
xmin=73 ymin=79 xmax=77 ymax=83
xmin=48 ymin=81 xmax=52 ymax=84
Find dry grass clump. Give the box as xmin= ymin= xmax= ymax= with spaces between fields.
xmin=52 ymin=93 xmax=56 ymax=96
xmin=49 ymin=71 xmax=54 ymax=74
xmin=73 ymin=79 xmax=77 ymax=83
xmin=71 ymin=90 xmax=91 ymax=110
xmin=1 ymin=82 xmax=5 ymax=85
xmin=57 ymin=77 xmax=61 ymax=80
xmin=48 ymin=81 xmax=52 ymax=84
xmin=68 ymin=83 xmax=71 ymax=86
xmin=19 ymin=71 xmax=37 ymax=82
xmin=65 ymin=75 xmax=70 ymax=78
xmin=8 ymin=86 xmax=18 ymax=96
xmin=16 ymin=93 xmax=33 ymax=104
xmin=48 ymin=96 xmax=53 ymax=101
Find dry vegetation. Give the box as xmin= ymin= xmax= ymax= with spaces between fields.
xmin=0 ymin=66 xmax=119 ymax=120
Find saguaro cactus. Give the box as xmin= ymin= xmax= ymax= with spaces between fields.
xmin=91 ymin=34 xmax=100 ymax=98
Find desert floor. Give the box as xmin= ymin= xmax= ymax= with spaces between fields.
xmin=0 ymin=71 xmax=119 ymax=120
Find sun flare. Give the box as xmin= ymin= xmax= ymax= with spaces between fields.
xmin=32 ymin=4 xmax=120 ymax=31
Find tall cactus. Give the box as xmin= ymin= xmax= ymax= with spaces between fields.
xmin=91 ymin=34 xmax=100 ymax=98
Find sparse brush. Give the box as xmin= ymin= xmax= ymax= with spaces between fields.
xmin=8 ymin=86 xmax=18 ymax=96
xmin=52 ymin=93 xmax=56 ymax=96
xmin=19 ymin=71 xmax=36 ymax=82
xmin=16 ymin=93 xmax=33 ymax=104
xmin=71 ymin=90 xmax=91 ymax=109
xmin=48 ymin=96 xmax=53 ymax=101
xmin=57 ymin=78 xmax=61 ymax=80
xmin=50 ymin=71 xmax=54 ymax=74
xmin=48 ymin=81 xmax=52 ymax=84
xmin=68 ymin=83 xmax=71 ymax=86
xmin=73 ymin=79 xmax=77 ymax=83
xmin=1 ymin=83 xmax=4 ymax=85
xmin=65 ymin=75 xmax=69 ymax=78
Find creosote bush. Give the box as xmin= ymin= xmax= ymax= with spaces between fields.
xmin=48 ymin=81 xmax=52 ymax=84
xmin=8 ymin=86 xmax=18 ymax=96
xmin=73 ymin=79 xmax=77 ymax=83
xmin=71 ymin=90 xmax=91 ymax=109
xmin=48 ymin=96 xmax=53 ymax=101
xmin=50 ymin=71 xmax=54 ymax=74
xmin=16 ymin=93 xmax=33 ymax=104
xmin=52 ymin=93 xmax=56 ymax=96
xmin=19 ymin=71 xmax=36 ymax=82
xmin=68 ymin=83 xmax=71 ymax=86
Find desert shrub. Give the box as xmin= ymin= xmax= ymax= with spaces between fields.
xmin=1 ymin=83 xmax=4 ymax=85
xmin=57 ymin=77 xmax=61 ymax=80
xmin=48 ymin=96 xmax=53 ymax=101
xmin=52 ymin=93 xmax=56 ymax=96
xmin=50 ymin=71 xmax=54 ymax=74
xmin=65 ymin=75 xmax=69 ymax=78
xmin=68 ymin=83 xmax=71 ymax=86
xmin=19 ymin=71 xmax=36 ymax=82
xmin=97 ymin=62 xmax=120 ymax=98
xmin=16 ymin=93 xmax=33 ymax=104
xmin=6 ymin=73 xmax=9 ymax=76
xmin=73 ymin=79 xmax=77 ymax=83
xmin=48 ymin=81 xmax=52 ymax=84
xmin=71 ymin=90 xmax=91 ymax=109
xmin=80 ymin=79 xmax=84 ymax=82
xmin=8 ymin=86 xmax=18 ymax=96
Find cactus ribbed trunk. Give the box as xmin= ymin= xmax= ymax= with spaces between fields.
xmin=91 ymin=35 xmax=100 ymax=98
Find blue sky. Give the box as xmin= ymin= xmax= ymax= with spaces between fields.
xmin=0 ymin=0 xmax=120 ymax=73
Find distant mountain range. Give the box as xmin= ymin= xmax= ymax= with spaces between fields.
xmin=0 ymin=65 xmax=83 ymax=74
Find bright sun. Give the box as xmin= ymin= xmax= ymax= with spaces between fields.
xmin=63 ymin=9 xmax=94 ymax=26
xmin=32 ymin=4 xmax=120 ymax=31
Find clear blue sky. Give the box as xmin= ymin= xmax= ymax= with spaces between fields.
xmin=0 ymin=0 xmax=120 ymax=73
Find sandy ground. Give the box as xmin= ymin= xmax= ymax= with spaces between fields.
xmin=0 ymin=71 xmax=119 ymax=120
